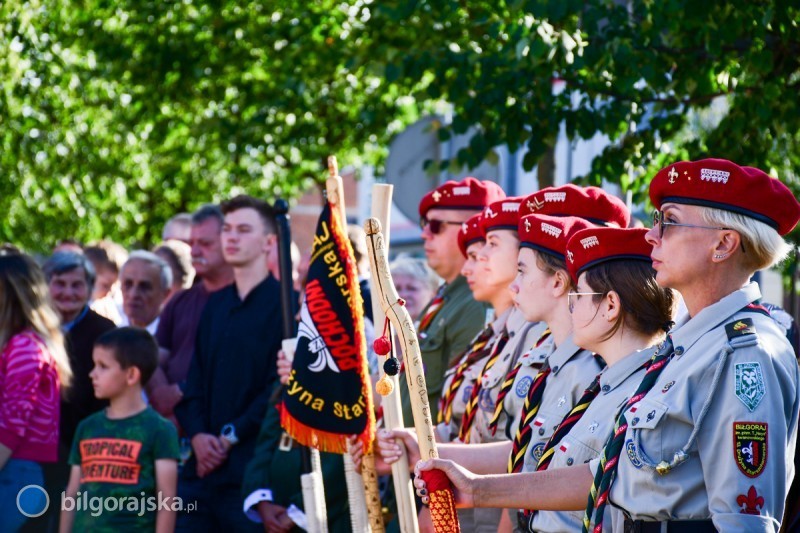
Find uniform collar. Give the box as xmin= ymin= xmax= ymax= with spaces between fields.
xmin=442 ymin=275 xmax=470 ymax=298
xmin=491 ymin=306 xmax=513 ymax=334
xmin=670 ymin=282 xmax=762 ymax=358
xmin=599 ymin=345 xmax=657 ymax=394
xmin=546 ymin=334 xmax=583 ymax=374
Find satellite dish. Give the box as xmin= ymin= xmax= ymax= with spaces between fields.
xmin=385 ymin=116 xmax=503 ymax=222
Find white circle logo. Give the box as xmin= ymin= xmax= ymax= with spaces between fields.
xmin=16 ymin=484 xmax=50 ymax=518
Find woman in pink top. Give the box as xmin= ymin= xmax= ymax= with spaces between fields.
xmin=0 ymin=252 xmax=72 ymax=531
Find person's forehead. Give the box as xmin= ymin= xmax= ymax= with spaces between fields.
xmin=121 ymin=259 xmax=159 ymax=280
xmin=224 ymin=207 xmax=263 ymax=226
xmin=192 ymin=218 xmax=222 ymax=238
xmin=426 ymin=208 xmax=475 ymax=222
xmin=51 ymin=267 xmax=86 ymax=281
xmin=466 ymin=241 xmax=485 ymax=254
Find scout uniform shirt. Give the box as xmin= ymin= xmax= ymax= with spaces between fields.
xmin=605 ymin=283 xmax=800 ymax=531
xmin=502 ymin=334 xmax=554 ymax=439
xmin=530 ymin=345 xmax=655 ymax=533
xmin=470 ymin=310 xmax=547 ymax=444
xmin=520 ymin=335 xmax=601 ymax=473
xmin=400 ymin=275 xmax=487 ymax=427
xmin=435 ymin=308 xmax=503 ymax=443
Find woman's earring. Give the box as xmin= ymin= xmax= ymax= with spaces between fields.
xmin=714 ymin=253 xmax=728 ymax=260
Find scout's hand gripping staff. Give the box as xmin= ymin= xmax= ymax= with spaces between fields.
xmin=365 ymin=218 xmax=461 ymax=533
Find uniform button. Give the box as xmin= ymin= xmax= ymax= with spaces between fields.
xmin=538 ymin=428 xmax=545 ymax=436
xmin=566 ymin=458 xmax=574 ymax=466
xmin=674 ymin=346 xmax=684 ymax=356
xmin=509 ymin=331 xmax=516 ymax=338
xmin=552 ymin=365 xmax=559 ymax=373
xmin=632 ymin=417 xmax=640 ymax=425
xmin=601 ymin=385 xmax=610 ymax=393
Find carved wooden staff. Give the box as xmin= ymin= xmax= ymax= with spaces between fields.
xmin=365 ymin=218 xmax=461 ymax=533
xmin=369 ymin=184 xmax=419 ymax=533
xmin=327 ymin=156 xmax=384 ymax=533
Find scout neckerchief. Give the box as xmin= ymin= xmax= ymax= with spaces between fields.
xmin=487 ymin=328 xmax=552 ymax=436
xmin=582 ymin=336 xmax=674 ymax=532
xmin=438 ymin=324 xmax=495 ymax=424
xmin=458 ymin=327 xmax=510 ymax=443
xmin=507 ymin=361 xmax=551 ymax=473
xmin=417 ymin=284 xmax=446 ymax=332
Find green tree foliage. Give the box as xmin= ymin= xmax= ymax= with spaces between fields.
xmin=0 ymin=0 xmax=417 ymax=250
xmin=2 ymin=0 xmax=798 ymax=251
xmin=365 ymin=0 xmax=800 ymax=220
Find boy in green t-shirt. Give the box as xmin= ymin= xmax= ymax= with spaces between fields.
xmin=60 ymin=327 xmax=180 ymax=533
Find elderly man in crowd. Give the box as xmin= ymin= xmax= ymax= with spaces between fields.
xmin=38 ymin=251 xmax=117 ymax=530
xmin=148 ymin=204 xmax=234 ymax=428
xmin=119 ymin=250 xmax=171 ymax=335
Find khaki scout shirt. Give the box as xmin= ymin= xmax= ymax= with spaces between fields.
xmin=531 ymin=346 xmax=655 ymax=533
xmin=470 ymin=310 xmax=547 ymax=444
xmin=605 ymin=283 xmax=799 ymax=531
xmin=400 ymin=275 xmax=487 ymax=427
xmin=435 ymin=309 xmax=505 ymax=442
xmin=520 ymin=336 xmax=600 ymax=473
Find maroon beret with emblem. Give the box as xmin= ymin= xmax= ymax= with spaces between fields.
xmin=649 ymin=158 xmax=800 ymax=236
xmin=520 ymin=184 xmax=630 ymax=228
xmin=566 ymin=227 xmax=652 ymax=283
xmin=518 ymin=214 xmax=594 ymax=261
xmin=457 ymin=213 xmax=485 ymax=258
xmin=419 ymin=177 xmax=506 ymax=218
xmin=480 ymin=197 xmax=524 ymax=234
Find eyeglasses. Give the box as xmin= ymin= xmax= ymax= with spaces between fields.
xmin=568 ymin=291 xmax=604 ymax=313
xmin=419 ymin=217 xmax=462 ymax=235
xmin=651 ymin=210 xmax=733 ymax=240
xmin=652 ymin=210 xmax=746 ymax=253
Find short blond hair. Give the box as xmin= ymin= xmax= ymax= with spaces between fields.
xmin=700 ymin=206 xmax=793 ymax=270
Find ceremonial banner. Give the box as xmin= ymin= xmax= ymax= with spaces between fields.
xmin=280 ymin=201 xmax=375 ymax=453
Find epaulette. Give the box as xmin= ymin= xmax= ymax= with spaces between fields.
xmin=725 ymin=318 xmax=757 ymax=341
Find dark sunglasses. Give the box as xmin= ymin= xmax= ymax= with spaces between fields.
xmin=419 ymin=217 xmax=462 ymax=235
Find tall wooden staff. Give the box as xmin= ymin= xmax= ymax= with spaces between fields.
xmin=365 ymin=218 xmax=461 ymax=533
xmin=326 ymin=157 xmax=384 ymax=533
xmin=274 ymin=199 xmax=328 ymax=533
xmin=369 ymin=184 xmax=419 ymax=533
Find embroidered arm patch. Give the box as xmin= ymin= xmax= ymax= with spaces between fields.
xmin=734 ymin=362 xmax=766 ymax=411
xmin=733 ymin=422 xmax=767 ymax=478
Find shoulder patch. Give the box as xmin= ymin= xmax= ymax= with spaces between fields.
xmin=725 ymin=318 xmax=757 ymax=340
xmin=734 ymin=362 xmax=766 ymax=411
xmin=733 ymin=422 xmax=767 ymax=478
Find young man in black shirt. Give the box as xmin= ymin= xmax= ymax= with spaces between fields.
xmin=175 ymin=195 xmax=283 ymax=532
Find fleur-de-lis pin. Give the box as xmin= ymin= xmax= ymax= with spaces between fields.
xmin=668 ymin=167 xmax=679 ymax=184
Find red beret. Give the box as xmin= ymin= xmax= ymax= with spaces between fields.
xmin=520 ymin=184 xmax=630 ymax=228
xmin=457 ymin=213 xmax=485 ymax=258
xmin=566 ymin=227 xmax=652 ymax=283
xmin=650 ymin=158 xmax=800 ymax=236
xmin=419 ymin=177 xmax=506 ymax=218
xmin=480 ymin=197 xmax=524 ymax=234
xmin=518 ymin=214 xmax=594 ymax=261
